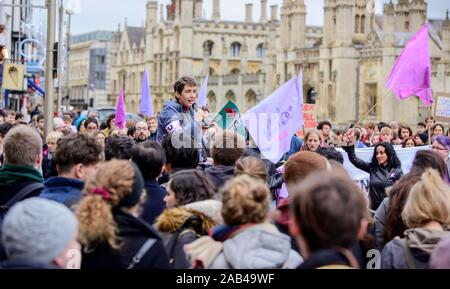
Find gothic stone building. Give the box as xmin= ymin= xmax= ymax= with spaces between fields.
xmin=107 ymin=0 xmax=450 ymax=126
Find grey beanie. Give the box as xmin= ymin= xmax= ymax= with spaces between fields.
xmin=1 ymin=198 xmax=78 ymax=264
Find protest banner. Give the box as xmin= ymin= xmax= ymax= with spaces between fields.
xmin=434 ymin=92 xmax=450 ymax=122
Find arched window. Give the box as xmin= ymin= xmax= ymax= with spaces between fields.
xmin=230 ymin=42 xmax=241 ymax=57
xmin=225 ymin=90 xmax=236 ymax=102
xmin=245 ymin=90 xmax=257 ymax=110
xmin=230 ymin=68 xmax=240 ymax=75
xmin=207 ymin=91 xmax=217 ymax=112
xmin=209 ymin=67 xmax=216 ymax=76
xmin=203 ymin=40 xmax=215 ymax=56
xmin=361 ymin=15 xmax=366 ymax=34
xmin=256 ymin=43 xmax=265 ymax=59
xmin=355 ymin=15 xmax=360 ymax=33
xmin=159 ymin=29 xmax=164 ymax=52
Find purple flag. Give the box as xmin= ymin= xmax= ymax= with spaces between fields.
xmin=386 ymin=24 xmax=433 ymax=106
xmin=242 ymin=72 xmax=304 ymax=163
xmin=115 ymin=88 xmax=126 ymax=129
xmin=140 ymin=69 xmax=154 ymax=117
xmin=197 ymin=75 xmax=208 ymax=107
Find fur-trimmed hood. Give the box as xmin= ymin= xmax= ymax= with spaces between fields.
xmin=155 ymin=206 xmax=217 ymax=235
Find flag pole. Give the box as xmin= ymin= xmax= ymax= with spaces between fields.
xmin=352 ymin=89 xmax=391 ymax=129
xmin=428 ymin=90 xmax=434 ymax=146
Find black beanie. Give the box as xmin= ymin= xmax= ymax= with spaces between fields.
xmin=119 ymin=162 xmax=144 ymax=208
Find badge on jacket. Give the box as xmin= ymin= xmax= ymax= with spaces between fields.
xmin=166 ymin=120 xmax=182 ymax=134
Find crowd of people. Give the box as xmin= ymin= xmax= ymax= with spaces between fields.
xmin=0 ymin=75 xmax=449 ymax=270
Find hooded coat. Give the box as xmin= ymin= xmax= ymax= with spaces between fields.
xmin=381 ymin=228 xmax=450 ymax=269
xmin=184 ymin=223 xmax=303 ymax=269
xmin=155 ymin=200 xmax=221 ymax=269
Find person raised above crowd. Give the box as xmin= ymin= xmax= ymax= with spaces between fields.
xmin=156 ymin=76 xmax=200 ymax=144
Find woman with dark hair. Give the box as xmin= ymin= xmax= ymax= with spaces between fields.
xmin=155 ymin=169 xmax=222 ymax=269
xmin=398 ymin=125 xmax=413 ymax=141
xmin=432 ymin=123 xmax=445 ymax=138
xmin=402 ymin=137 xmax=416 ymax=148
xmin=373 ymin=150 xmax=449 ymax=250
xmin=102 ymin=113 xmax=116 ymax=137
xmin=84 ymin=117 xmax=99 ymax=134
xmin=343 ymin=130 xmax=403 ymax=210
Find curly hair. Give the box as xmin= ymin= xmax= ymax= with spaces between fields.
xmin=220 ymin=175 xmax=270 ymax=226
xmin=77 ymin=160 xmax=136 ymax=252
xmin=104 ymin=135 xmax=135 ymax=161
xmin=168 ymin=169 xmax=215 ymax=206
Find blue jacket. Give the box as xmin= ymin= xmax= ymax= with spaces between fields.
xmin=39 ymin=177 xmax=85 ymax=206
xmin=156 ymin=100 xmax=199 ymax=143
xmin=140 ymin=179 xmax=167 ymax=225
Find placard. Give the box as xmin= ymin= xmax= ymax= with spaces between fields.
xmin=433 ymin=92 xmax=450 ymax=122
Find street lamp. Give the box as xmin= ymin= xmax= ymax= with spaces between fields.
xmin=64 ymin=7 xmax=73 ymax=110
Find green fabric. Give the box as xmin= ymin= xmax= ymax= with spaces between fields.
xmin=0 ymin=164 xmax=44 ymax=186
xmin=213 ymin=100 xmax=247 ymax=138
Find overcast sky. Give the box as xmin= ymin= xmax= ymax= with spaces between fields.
xmin=71 ymin=0 xmax=450 ymax=35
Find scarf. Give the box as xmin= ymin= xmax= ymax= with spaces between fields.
xmin=0 ymin=164 xmax=44 ymax=186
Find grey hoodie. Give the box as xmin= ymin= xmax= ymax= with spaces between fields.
xmin=185 ymin=223 xmax=303 ymax=269
xmin=381 ymin=228 xmax=450 ymax=269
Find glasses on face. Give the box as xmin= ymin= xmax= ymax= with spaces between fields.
xmin=432 ymin=146 xmax=447 ymax=151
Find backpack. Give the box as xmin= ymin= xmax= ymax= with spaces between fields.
xmin=0 ymin=183 xmax=44 ymax=260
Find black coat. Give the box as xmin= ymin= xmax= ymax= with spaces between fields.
xmin=0 ymin=260 xmax=59 ymax=269
xmin=297 ymin=249 xmax=356 ymax=269
xmin=343 ymin=146 xmax=403 ymax=210
xmin=204 ymin=165 xmax=235 ymax=191
xmin=0 ymin=180 xmax=43 ymax=207
xmin=42 ymin=152 xmax=58 ymax=180
xmin=140 ymin=179 xmax=167 ymax=225
xmin=81 ymin=209 xmax=170 ymax=269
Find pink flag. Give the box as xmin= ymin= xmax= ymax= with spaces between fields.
xmin=385 ymin=24 xmax=432 ymax=106
xmin=115 ymin=88 xmax=126 ymax=129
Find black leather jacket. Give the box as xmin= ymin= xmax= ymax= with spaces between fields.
xmin=343 ymin=145 xmax=403 ymax=211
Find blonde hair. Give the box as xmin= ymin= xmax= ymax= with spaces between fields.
xmin=46 ymin=131 xmax=64 ymax=144
xmin=402 ymin=169 xmax=450 ymax=228
xmin=220 ymin=175 xmax=270 ymax=226
xmin=234 ymin=157 xmax=267 ymax=182
xmin=77 ymin=160 xmax=136 ymax=251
